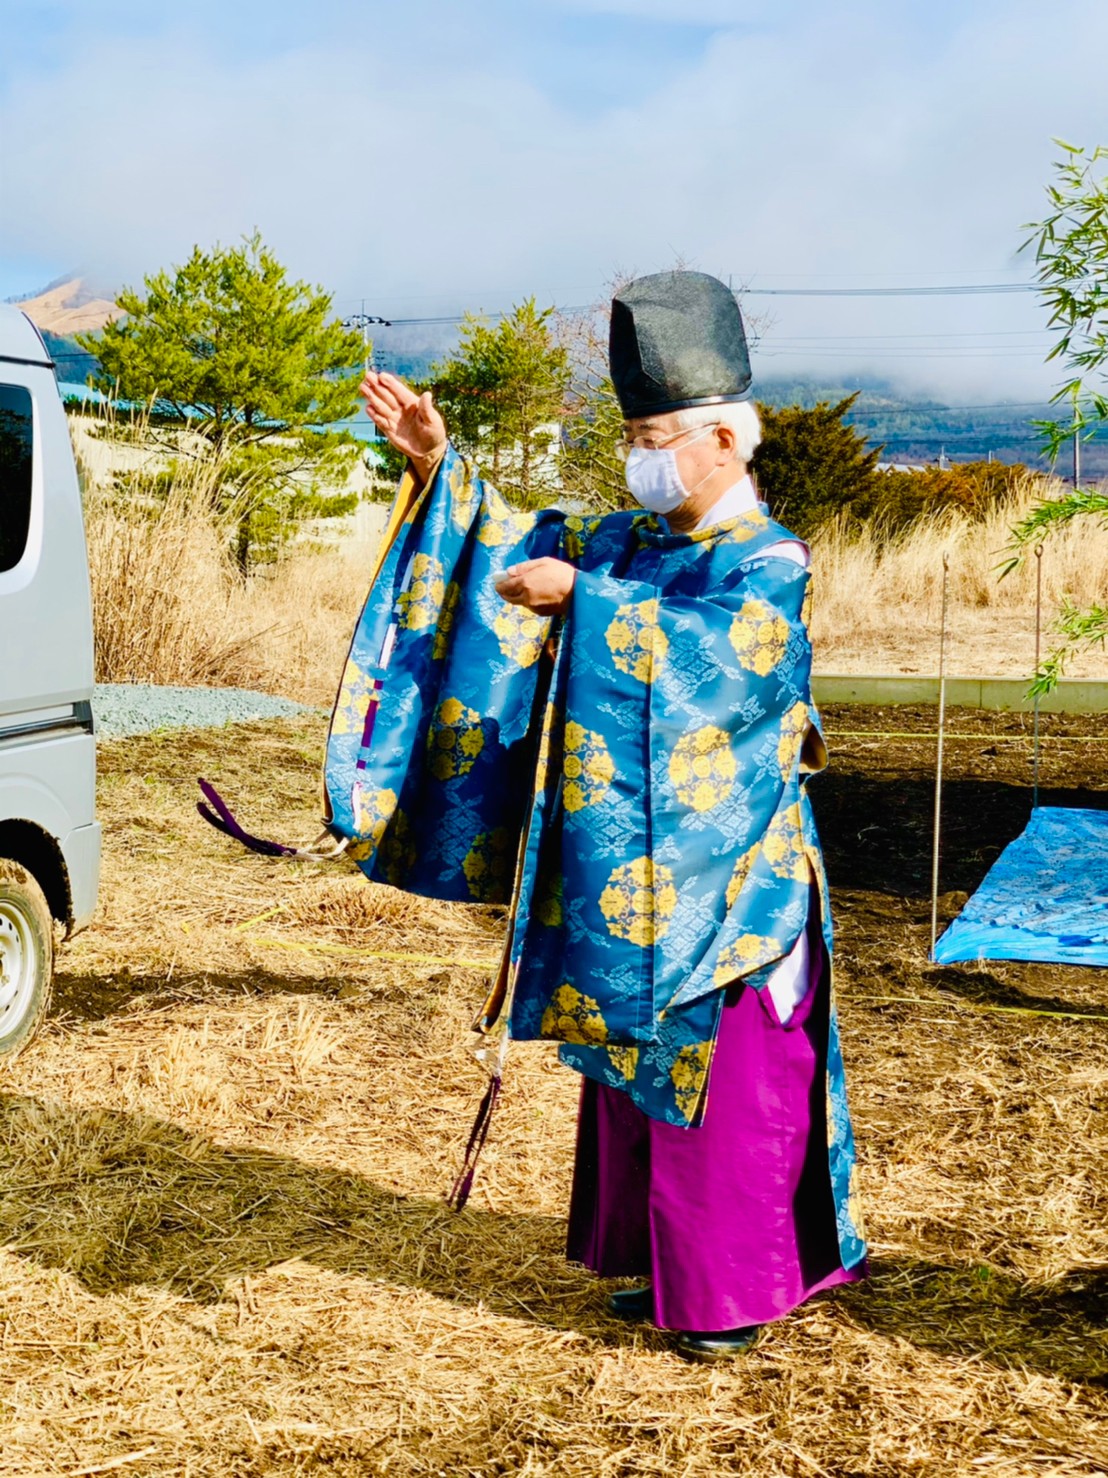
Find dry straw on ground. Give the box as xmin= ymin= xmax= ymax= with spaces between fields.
xmin=2 ymin=715 xmax=1108 ymax=1476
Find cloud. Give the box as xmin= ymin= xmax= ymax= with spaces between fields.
xmin=1 ymin=0 xmax=1105 ymax=397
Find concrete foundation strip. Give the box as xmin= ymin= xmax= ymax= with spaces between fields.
xmin=813 ymin=675 xmax=1108 ymax=713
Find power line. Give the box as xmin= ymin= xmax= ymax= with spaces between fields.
xmin=44 ymin=282 xmax=1053 ymax=355
xmin=741 ymin=282 xmax=1040 ymax=297
xmin=760 ymin=348 xmax=1049 ymax=360
xmin=337 ymin=279 xmax=1049 ymax=329
xmin=768 ymin=329 xmax=1052 ymax=342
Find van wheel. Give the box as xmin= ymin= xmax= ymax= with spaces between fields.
xmin=0 ymin=861 xmax=54 ymax=1059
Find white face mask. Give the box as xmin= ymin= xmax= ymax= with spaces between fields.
xmin=623 ymin=427 xmax=714 ymax=514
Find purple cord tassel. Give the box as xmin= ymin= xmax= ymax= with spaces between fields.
xmin=196 ymin=778 xmax=299 ymax=858
xmin=448 ymin=1074 xmax=502 ymax=1212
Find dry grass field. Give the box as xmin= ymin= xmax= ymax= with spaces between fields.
xmin=81 ymin=449 xmax=1108 ymax=703
xmin=2 ymin=711 xmax=1108 ymax=1476
xmin=807 ymin=476 xmax=1108 ymax=680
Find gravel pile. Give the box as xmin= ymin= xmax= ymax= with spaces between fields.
xmin=94 ymin=683 xmax=318 ymax=740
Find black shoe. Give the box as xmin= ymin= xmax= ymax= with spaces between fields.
xmin=675 ymin=1325 xmax=761 ymax=1362
xmin=607 ymin=1285 xmax=654 ymax=1322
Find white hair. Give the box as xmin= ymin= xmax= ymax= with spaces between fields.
xmin=675 ymin=401 xmax=762 ymax=465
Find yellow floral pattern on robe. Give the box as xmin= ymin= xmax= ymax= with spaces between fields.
xmin=670 ymin=1041 xmax=713 ymax=1122
xmin=540 ymin=983 xmax=609 ymax=1045
xmin=533 ymin=702 xmax=562 ymax=797
xmin=762 ymin=802 xmax=809 ymax=882
xmin=378 ymin=808 xmax=417 ymax=888
xmin=427 ymin=697 xmax=485 ymax=781
xmin=777 ymin=702 xmax=809 ymax=780
xmin=605 ymin=598 xmax=668 ymax=683
xmin=396 ymin=553 xmax=446 ymax=632
xmin=563 ymin=721 xmax=615 ymax=812
xmin=725 ymin=841 xmax=761 ymax=908
xmin=432 ymin=580 xmax=462 ymax=660
xmin=493 ymin=603 xmax=548 ymax=668
xmin=447 ymin=456 xmax=479 ymax=532
xmin=347 ymin=785 xmax=398 ymax=862
xmin=599 ymin=856 xmax=678 ymax=947
xmin=669 ymin=724 xmax=737 ymax=812
xmin=606 ymin=1044 xmax=640 ymax=1081
xmin=330 ymin=662 xmax=370 ymax=738
xmin=563 ymin=514 xmax=604 ymax=561
xmin=476 ymin=491 xmax=537 ymax=548
xmin=728 ymin=598 xmax=791 ymax=676
xmin=712 ymin=930 xmax=785 ymax=986
xmin=462 ymin=828 xmax=514 ymax=902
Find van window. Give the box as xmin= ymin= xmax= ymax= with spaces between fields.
xmin=0 ymin=384 xmax=33 ymax=573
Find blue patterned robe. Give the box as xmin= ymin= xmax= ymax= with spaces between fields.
xmin=326 ymin=447 xmax=864 ymax=1271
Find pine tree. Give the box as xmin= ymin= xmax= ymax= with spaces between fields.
xmin=78 ymin=234 xmax=366 ymax=571
xmin=429 ymin=299 xmax=571 ymax=508
xmin=754 ymin=394 xmax=882 ymax=537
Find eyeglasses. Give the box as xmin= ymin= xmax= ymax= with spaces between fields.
xmin=614 ymin=422 xmax=719 ymax=462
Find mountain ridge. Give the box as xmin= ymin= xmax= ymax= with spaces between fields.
xmin=16 ymin=276 xmax=120 ymax=336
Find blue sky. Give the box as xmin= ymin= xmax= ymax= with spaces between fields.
xmin=1 ymin=0 xmax=1106 ymax=397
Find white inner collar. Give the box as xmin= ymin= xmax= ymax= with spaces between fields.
xmin=694 ymin=474 xmax=759 ymax=530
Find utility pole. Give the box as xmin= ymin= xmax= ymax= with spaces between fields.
xmin=342 ymin=308 xmax=393 ymax=445
xmin=1074 ymin=426 xmax=1082 ymax=488
xmin=342 ymin=306 xmax=393 ymax=374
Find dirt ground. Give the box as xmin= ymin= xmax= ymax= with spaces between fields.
xmin=813 ymin=623 xmax=1108 ymax=681
xmin=2 ymin=709 xmax=1108 ymax=1476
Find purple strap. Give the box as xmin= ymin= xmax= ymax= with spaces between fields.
xmin=196 ymin=778 xmax=299 ymax=858
xmin=447 ymin=1074 xmax=502 ymax=1212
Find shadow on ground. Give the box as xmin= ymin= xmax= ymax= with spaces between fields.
xmin=3 ymin=1092 xmax=1107 ymax=1382
xmin=51 ymin=965 xmax=366 ymax=1025
xmin=844 ymin=1256 xmax=1108 ymax=1386
xmin=813 ymin=772 xmax=1107 ymax=901
xmin=924 ymin=964 xmax=1108 ymax=1019
xmin=0 ymin=1090 xmax=638 ymax=1345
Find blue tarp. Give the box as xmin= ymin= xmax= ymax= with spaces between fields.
xmin=933 ymin=807 xmax=1108 ymax=967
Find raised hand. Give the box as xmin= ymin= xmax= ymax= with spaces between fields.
xmin=360 ymin=370 xmax=447 ymax=483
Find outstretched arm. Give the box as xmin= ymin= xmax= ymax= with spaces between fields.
xmin=360 ymin=370 xmax=448 ymax=488
xmin=362 ymin=369 xmax=575 ymax=613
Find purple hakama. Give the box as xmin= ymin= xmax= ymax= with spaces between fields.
xmin=566 ymin=935 xmax=865 ymax=1332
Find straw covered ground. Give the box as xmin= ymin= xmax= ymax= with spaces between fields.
xmin=2 ymin=710 xmax=1108 ymax=1476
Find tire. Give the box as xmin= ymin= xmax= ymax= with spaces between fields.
xmin=0 ymin=860 xmax=54 ymax=1060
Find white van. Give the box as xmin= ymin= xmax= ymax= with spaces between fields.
xmin=0 ymin=305 xmax=99 ymax=1056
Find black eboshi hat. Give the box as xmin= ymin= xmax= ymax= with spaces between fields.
xmin=609 ymin=270 xmax=753 ymax=419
